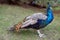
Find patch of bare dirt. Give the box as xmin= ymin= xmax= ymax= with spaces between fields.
xmin=53 ymin=10 xmax=60 ymax=14
xmin=0 ymin=0 xmax=59 ymax=14
xmin=0 ymin=0 xmax=46 ymax=10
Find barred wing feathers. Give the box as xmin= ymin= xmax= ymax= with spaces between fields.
xmin=25 ymin=13 xmax=47 ymax=20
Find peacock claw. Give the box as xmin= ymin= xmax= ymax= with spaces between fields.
xmin=39 ymin=34 xmax=46 ymax=38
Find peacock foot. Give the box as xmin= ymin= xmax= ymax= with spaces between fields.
xmin=39 ymin=34 xmax=46 ymax=38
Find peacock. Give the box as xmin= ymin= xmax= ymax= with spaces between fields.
xmin=9 ymin=2 xmax=54 ymax=37
xmin=23 ymin=2 xmax=54 ymax=37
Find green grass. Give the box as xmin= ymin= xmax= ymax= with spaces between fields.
xmin=0 ymin=4 xmax=60 ymax=40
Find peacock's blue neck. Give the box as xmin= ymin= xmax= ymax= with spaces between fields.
xmin=37 ymin=3 xmax=54 ymax=28
xmin=46 ymin=6 xmax=54 ymax=25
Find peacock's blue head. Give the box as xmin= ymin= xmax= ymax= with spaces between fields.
xmin=47 ymin=2 xmax=53 ymax=14
xmin=47 ymin=2 xmax=52 ymax=10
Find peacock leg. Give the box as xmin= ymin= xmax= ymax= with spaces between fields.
xmin=37 ymin=30 xmax=45 ymax=37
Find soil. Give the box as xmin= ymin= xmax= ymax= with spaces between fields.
xmin=0 ymin=1 xmax=60 ymax=14
xmin=53 ymin=10 xmax=60 ymax=14
xmin=20 ymin=3 xmax=60 ymax=14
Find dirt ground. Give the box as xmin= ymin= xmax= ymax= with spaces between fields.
xmin=18 ymin=4 xmax=60 ymax=15
xmin=54 ymin=10 xmax=60 ymax=14
xmin=14 ymin=3 xmax=60 ymax=14
xmin=0 ymin=1 xmax=60 ymax=13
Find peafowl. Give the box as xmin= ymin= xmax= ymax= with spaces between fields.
xmin=22 ymin=2 xmax=54 ymax=37
xmin=9 ymin=2 xmax=54 ymax=37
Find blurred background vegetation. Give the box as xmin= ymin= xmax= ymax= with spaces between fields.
xmin=0 ymin=0 xmax=60 ymax=7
